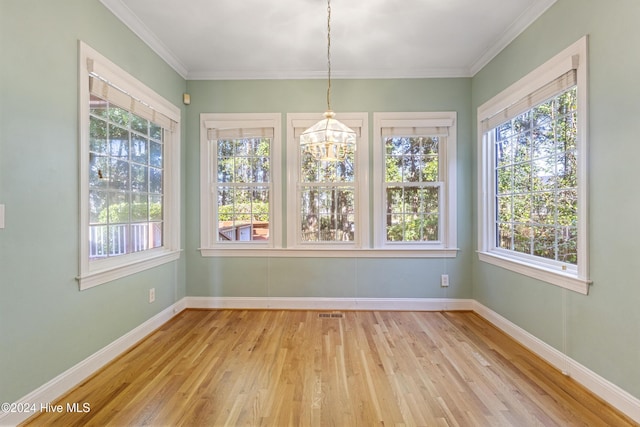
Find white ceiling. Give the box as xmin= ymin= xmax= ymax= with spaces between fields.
xmin=100 ymin=0 xmax=556 ymax=80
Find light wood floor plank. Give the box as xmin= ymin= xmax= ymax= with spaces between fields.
xmin=22 ymin=309 xmax=637 ymax=426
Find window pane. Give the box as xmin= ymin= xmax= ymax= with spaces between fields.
xmin=496 ymin=166 xmax=513 ymax=195
xmin=109 ymin=125 xmax=129 ymax=159
xmin=109 ymin=159 xmax=129 ymax=191
xmin=89 ymin=190 xmax=108 ymax=224
xmin=300 ymin=187 xmax=354 ymax=242
xmin=150 ymin=123 xmax=162 ymax=140
xmin=149 ymin=167 xmax=162 ymax=193
xmin=89 ymin=225 xmax=108 ymax=258
xmin=131 ymin=115 xmax=148 ymax=135
xmin=513 ymin=224 xmax=532 ymax=255
xmin=533 ymin=225 xmax=556 ymax=259
xmin=216 ymin=185 xmax=270 ymax=242
xmin=497 ymin=196 xmax=512 ymax=223
xmin=131 ymin=164 xmax=148 ymax=193
xmin=131 ymin=135 xmax=148 ymax=164
xmin=150 ymin=222 xmax=163 ymax=248
xmin=131 ymin=223 xmax=148 ymax=252
xmin=89 ymin=154 xmax=108 ymax=189
xmin=497 ymin=222 xmax=513 ymax=250
xmin=150 ymin=141 xmax=162 ymax=167
xmin=90 ymin=117 xmax=108 ymax=153
xmin=385 ymin=185 xmax=439 ymax=242
xmin=557 ymin=226 xmax=578 ymax=264
xmin=149 ymin=195 xmax=163 ymax=221
xmin=109 ymin=106 xmax=130 ymax=127
xmin=108 ymin=224 xmax=128 ymax=256
xmin=131 ymin=194 xmax=148 ymax=222
xmin=218 ymin=157 xmax=234 ymax=182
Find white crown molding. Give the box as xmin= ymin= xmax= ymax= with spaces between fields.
xmin=186 ymin=68 xmax=473 ymax=81
xmin=3 ymin=296 xmax=638 ymax=426
xmin=469 ymin=0 xmax=558 ymax=76
xmin=99 ymin=0 xmax=189 ymax=79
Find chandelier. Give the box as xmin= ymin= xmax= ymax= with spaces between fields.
xmin=300 ymin=0 xmax=356 ymax=162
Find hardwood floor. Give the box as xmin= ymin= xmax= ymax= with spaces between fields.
xmin=24 ymin=309 xmax=636 ymax=426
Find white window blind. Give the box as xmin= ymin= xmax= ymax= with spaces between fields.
xmin=379 ymin=118 xmax=453 ymax=138
xmin=206 ymin=127 xmax=274 ymax=140
xmin=480 ymin=69 xmax=577 ymax=132
xmin=88 ymin=76 xmax=176 ymax=131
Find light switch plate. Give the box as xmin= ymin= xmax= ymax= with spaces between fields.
xmin=0 ymin=204 xmax=5 ymax=229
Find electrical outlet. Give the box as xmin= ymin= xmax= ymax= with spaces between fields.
xmin=440 ymin=274 xmax=449 ymax=287
xmin=149 ymin=288 xmax=155 ymax=303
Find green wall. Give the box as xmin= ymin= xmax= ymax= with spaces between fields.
xmin=0 ymin=0 xmax=187 ymax=403
xmin=184 ymin=78 xmax=473 ymax=299
xmin=471 ymin=0 xmax=640 ymax=399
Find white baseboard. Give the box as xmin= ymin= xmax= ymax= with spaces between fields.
xmin=185 ymin=296 xmax=475 ymax=311
xmin=0 ymin=301 xmax=184 ymax=427
xmin=2 ymin=297 xmax=638 ymax=426
xmin=473 ymin=301 xmax=640 ymax=424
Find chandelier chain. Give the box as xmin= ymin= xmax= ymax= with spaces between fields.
xmin=326 ymin=0 xmax=332 ymax=112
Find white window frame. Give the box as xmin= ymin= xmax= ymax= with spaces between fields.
xmin=477 ymin=36 xmax=590 ymax=294
xmin=78 ymin=41 xmax=181 ymax=290
xmin=200 ymin=113 xmax=282 ymax=255
xmin=286 ymin=113 xmax=369 ymax=251
xmin=372 ymin=112 xmax=458 ymax=256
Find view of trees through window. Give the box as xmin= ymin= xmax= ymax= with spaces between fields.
xmin=216 ymin=137 xmax=271 ymax=242
xmin=88 ymin=95 xmax=164 ymax=258
xmin=494 ymin=87 xmax=578 ymax=264
xmin=384 ymin=136 xmax=440 ymax=242
xmin=300 ymin=149 xmax=355 ymax=242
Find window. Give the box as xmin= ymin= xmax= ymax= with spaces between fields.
xmin=477 ymin=36 xmax=589 ymax=294
xmin=287 ymin=113 xmax=368 ymax=249
xmin=78 ymin=42 xmax=181 ymax=290
xmin=373 ymin=112 xmax=457 ymax=254
xmin=200 ymin=113 xmax=282 ymax=253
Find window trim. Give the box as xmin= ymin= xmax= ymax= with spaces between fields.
xmin=199 ymin=113 xmax=282 ymax=252
xmin=77 ymin=41 xmax=181 ymax=290
xmin=477 ymin=36 xmax=590 ymax=294
xmin=373 ymin=112 xmax=458 ymax=253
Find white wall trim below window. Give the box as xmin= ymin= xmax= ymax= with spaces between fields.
xmin=77 ymin=249 xmax=181 ymax=290
xmin=477 ymin=251 xmax=590 ymax=295
xmin=199 ymin=248 xmax=459 ymax=258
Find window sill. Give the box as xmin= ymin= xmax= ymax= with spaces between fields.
xmin=477 ymin=251 xmax=590 ymax=295
xmin=77 ymin=249 xmax=181 ymax=290
xmin=199 ymin=248 xmax=459 ymax=258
